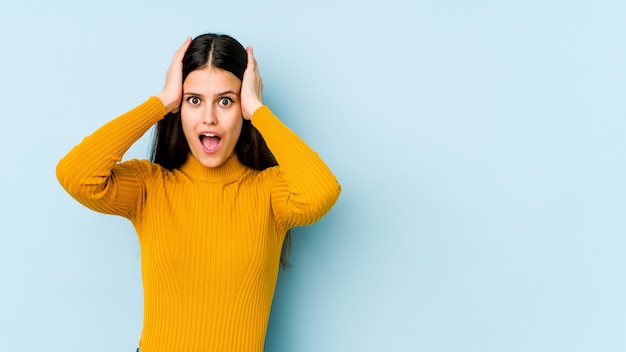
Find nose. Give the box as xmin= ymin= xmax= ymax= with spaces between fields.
xmin=203 ymin=106 xmax=218 ymax=125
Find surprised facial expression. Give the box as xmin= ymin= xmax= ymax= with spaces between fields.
xmin=181 ymin=67 xmax=244 ymax=168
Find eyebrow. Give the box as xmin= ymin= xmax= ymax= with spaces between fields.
xmin=183 ymin=90 xmax=239 ymax=97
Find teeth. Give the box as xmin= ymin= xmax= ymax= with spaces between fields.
xmin=202 ymin=133 xmax=216 ymax=137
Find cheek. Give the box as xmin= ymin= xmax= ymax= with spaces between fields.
xmin=180 ymin=106 xmax=195 ymax=124
xmin=180 ymin=106 xmax=205 ymax=128
xmin=234 ymin=117 xmax=243 ymax=137
xmin=222 ymin=110 xmax=243 ymax=137
xmin=231 ymin=117 xmax=243 ymax=143
xmin=179 ymin=110 xmax=197 ymax=142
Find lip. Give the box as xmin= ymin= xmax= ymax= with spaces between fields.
xmin=199 ymin=130 xmax=223 ymax=154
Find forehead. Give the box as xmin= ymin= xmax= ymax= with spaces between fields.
xmin=183 ymin=67 xmax=242 ymax=94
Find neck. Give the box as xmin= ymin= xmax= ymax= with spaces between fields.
xmin=179 ymin=153 xmax=247 ymax=182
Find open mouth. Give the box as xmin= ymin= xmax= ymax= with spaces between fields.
xmin=200 ymin=133 xmax=222 ymax=153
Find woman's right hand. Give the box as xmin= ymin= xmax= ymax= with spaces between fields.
xmin=156 ymin=37 xmax=192 ymax=113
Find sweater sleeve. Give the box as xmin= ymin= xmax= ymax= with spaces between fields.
xmin=251 ymin=106 xmax=341 ymax=230
xmin=56 ymin=97 xmax=167 ymax=219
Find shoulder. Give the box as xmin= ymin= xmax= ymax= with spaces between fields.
xmin=256 ymin=165 xmax=281 ymax=180
xmin=252 ymin=166 xmax=287 ymax=191
xmin=229 ymin=165 xmax=283 ymax=188
xmin=115 ymin=158 xmax=168 ymax=178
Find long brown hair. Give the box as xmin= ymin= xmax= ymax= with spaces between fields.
xmin=150 ymin=33 xmax=292 ymax=268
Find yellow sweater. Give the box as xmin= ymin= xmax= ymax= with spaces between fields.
xmin=56 ymin=97 xmax=341 ymax=351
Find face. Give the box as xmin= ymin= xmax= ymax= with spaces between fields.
xmin=181 ymin=66 xmax=243 ymax=168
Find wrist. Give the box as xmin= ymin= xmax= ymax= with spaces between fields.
xmin=156 ymin=92 xmax=180 ymax=113
xmin=244 ymin=101 xmax=264 ymax=120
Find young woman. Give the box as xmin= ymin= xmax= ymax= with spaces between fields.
xmin=56 ymin=33 xmax=341 ymax=352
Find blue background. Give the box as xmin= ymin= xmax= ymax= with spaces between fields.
xmin=1 ymin=1 xmax=626 ymax=351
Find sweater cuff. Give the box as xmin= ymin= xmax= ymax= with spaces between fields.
xmin=147 ymin=96 xmax=168 ymax=119
xmin=249 ymin=105 xmax=283 ymax=133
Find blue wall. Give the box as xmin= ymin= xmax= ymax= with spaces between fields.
xmin=1 ymin=1 xmax=626 ymax=351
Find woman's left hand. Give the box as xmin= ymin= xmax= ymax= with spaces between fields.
xmin=241 ymin=46 xmax=264 ymax=120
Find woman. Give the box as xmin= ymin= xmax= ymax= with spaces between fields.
xmin=56 ymin=33 xmax=341 ymax=352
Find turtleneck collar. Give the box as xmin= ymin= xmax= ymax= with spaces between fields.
xmin=179 ymin=153 xmax=248 ymax=182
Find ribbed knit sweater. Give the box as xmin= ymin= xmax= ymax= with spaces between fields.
xmin=56 ymin=97 xmax=341 ymax=351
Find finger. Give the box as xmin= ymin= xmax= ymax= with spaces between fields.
xmin=179 ymin=37 xmax=192 ymax=52
xmin=173 ymin=37 xmax=192 ymax=63
xmin=181 ymin=37 xmax=192 ymax=51
xmin=246 ymin=46 xmax=257 ymax=70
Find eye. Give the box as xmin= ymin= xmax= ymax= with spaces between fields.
xmin=187 ymin=96 xmax=201 ymax=105
xmin=218 ymin=97 xmax=233 ymax=107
